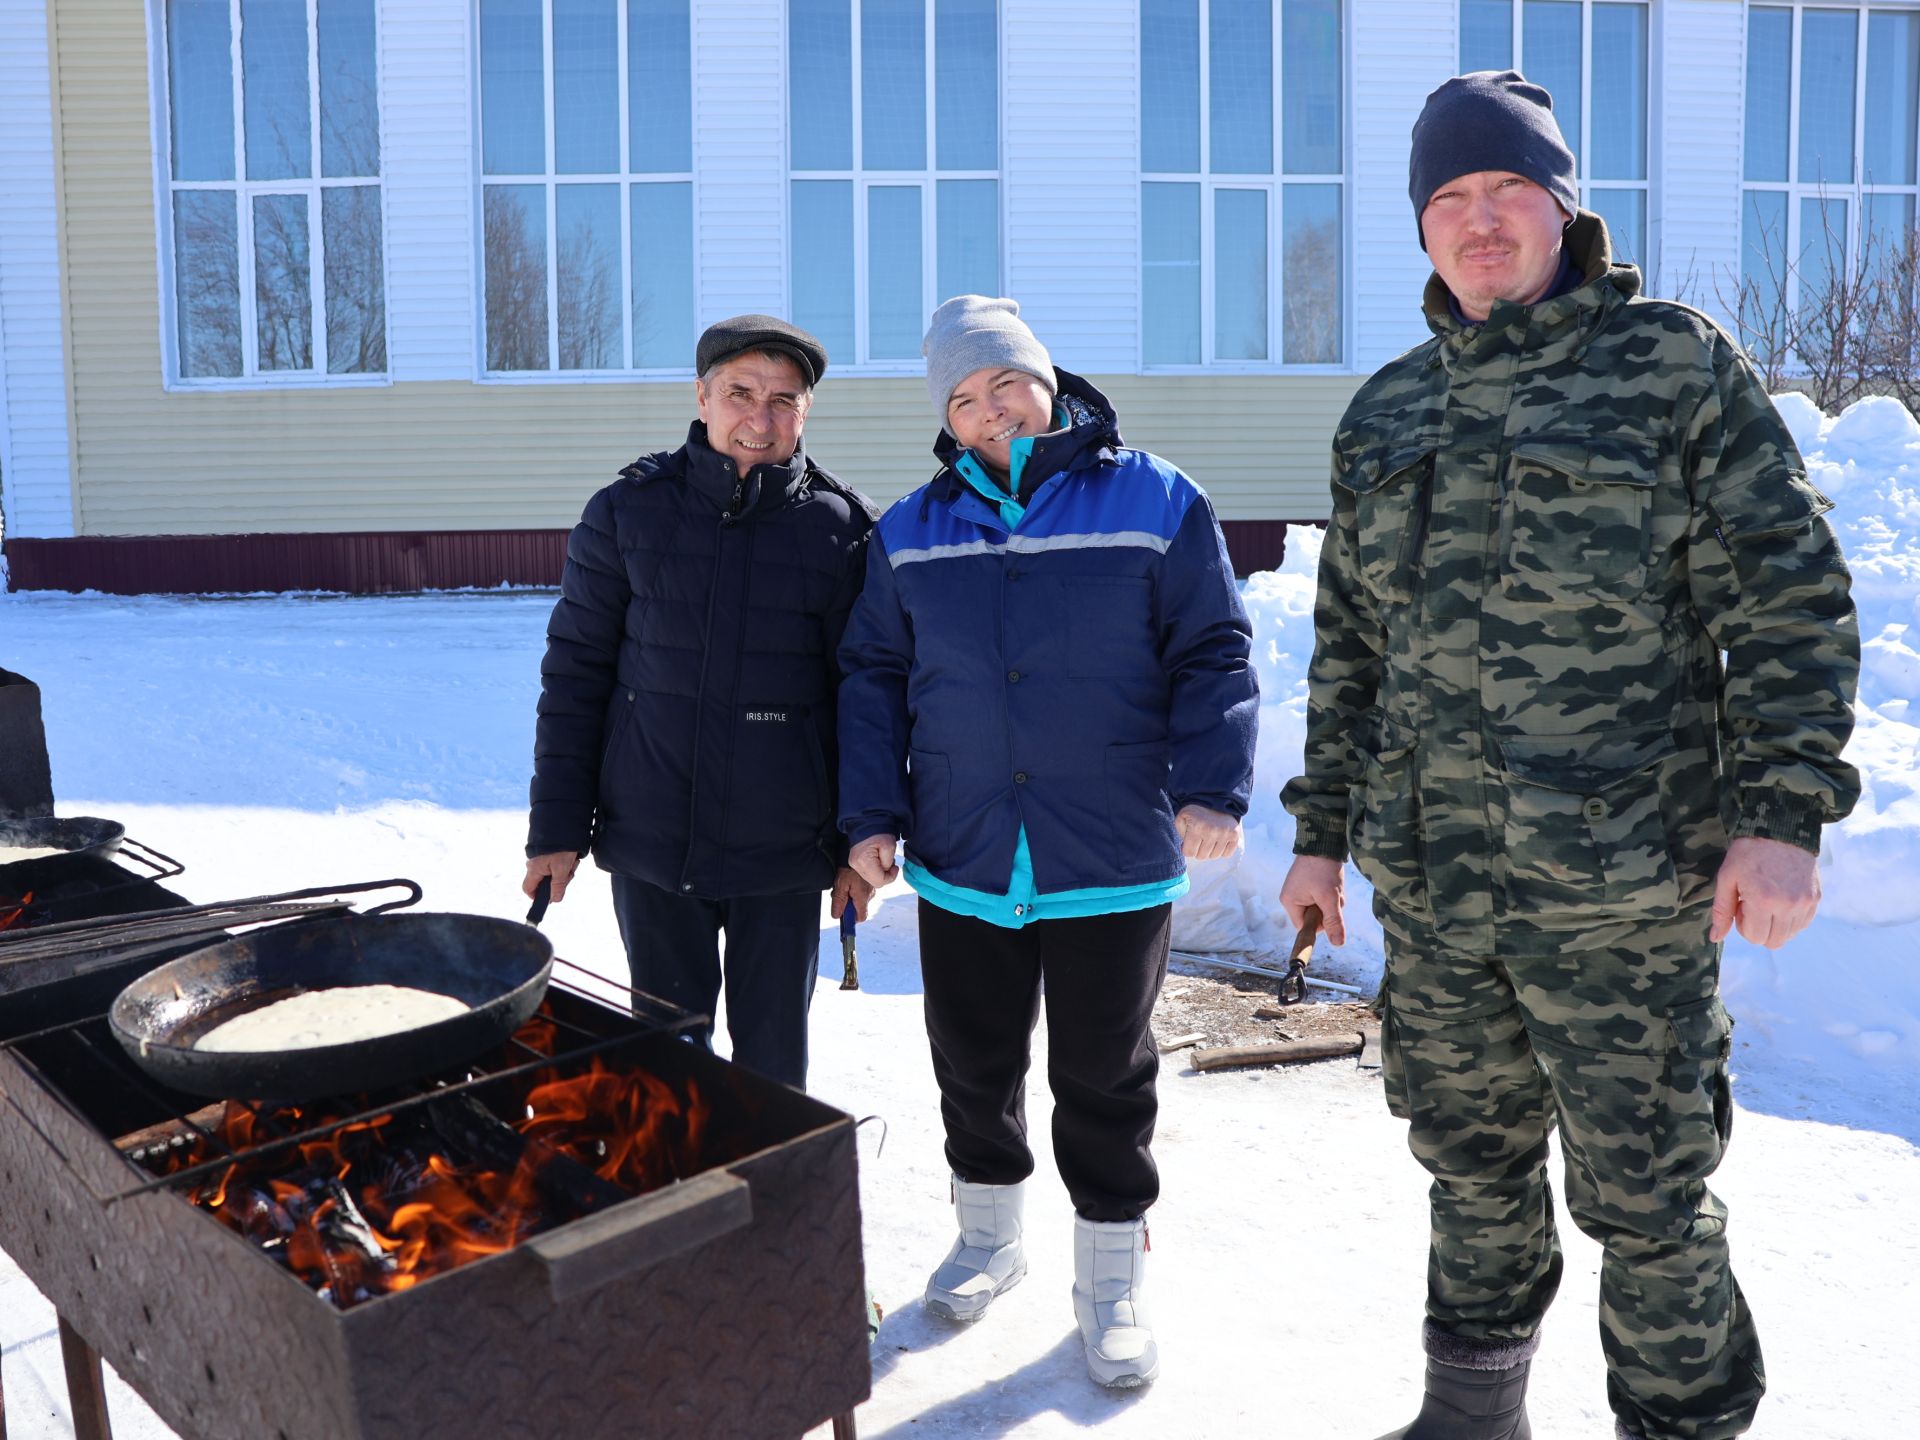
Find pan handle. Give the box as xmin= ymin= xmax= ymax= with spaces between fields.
xmin=525 ymin=874 xmax=552 ymax=927
xmin=526 ymin=1169 xmax=753 ymax=1303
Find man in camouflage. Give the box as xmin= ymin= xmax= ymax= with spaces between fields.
xmin=1279 ymin=72 xmax=1859 ymax=1440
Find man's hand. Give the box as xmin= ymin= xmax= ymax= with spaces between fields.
xmin=830 ymin=866 xmax=876 ymax=922
xmin=848 ymin=834 xmax=899 ymax=891
xmin=523 ymin=852 xmax=581 ymax=904
xmin=1176 ymin=805 xmax=1242 ymax=861
xmin=1279 ymin=855 xmax=1347 ymax=945
xmin=1711 ymin=835 xmax=1821 ymax=949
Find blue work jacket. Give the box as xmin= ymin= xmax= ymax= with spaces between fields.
xmin=837 ymin=372 xmax=1258 ymax=899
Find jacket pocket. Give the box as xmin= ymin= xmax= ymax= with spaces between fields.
xmin=594 ymin=689 xmax=639 ymax=822
xmin=1337 ymin=442 xmax=1435 ymax=605
xmin=1500 ymin=434 xmax=1659 ymax=604
xmin=907 ymin=749 xmax=951 ymax=858
xmin=729 ymin=703 xmax=831 ymax=855
xmin=1663 ymin=995 xmax=1735 ymax=1170
xmin=1498 ymin=726 xmax=1681 ymax=924
xmin=1105 ymin=738 xmax=1179 ymax=873
xmin=1067 ymin=576 xmax=1156 ymax=679
xmin=1345 ymin=710 xmax=1431 ymax=919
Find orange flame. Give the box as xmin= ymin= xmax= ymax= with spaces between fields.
xmin=0 ymin=891 xmax=34 ymax=932
xmin=165 ymin=1015 xmax=714 ymax=1309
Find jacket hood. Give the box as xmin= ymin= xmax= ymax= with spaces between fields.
xmin=930 ymin=368 xmax=1122 ymax=494
xmin=1421 ymin=209 xmax=1640 ymax=340
xmin=619 ymin=423 xmax=813 ymax=518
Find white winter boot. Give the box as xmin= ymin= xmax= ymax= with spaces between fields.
xmin=1072 ymin=1215 xmax=1160 ymax=1388
xmin=924 ymin=1176 xmax=1027 ymax=1321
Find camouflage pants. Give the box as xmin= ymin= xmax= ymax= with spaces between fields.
xmin=1379 ymin=906 xmax=1765 ymax=1440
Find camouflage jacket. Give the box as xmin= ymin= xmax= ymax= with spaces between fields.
xmin=1281 ymin=213 xmax=1860 ymax=953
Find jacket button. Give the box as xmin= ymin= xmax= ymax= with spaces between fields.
xmin=1007 ymin=568 xmax=1020 ymax=580
xmin=1008 ymin=670 xmax=1021 ymax=683
xmin=627 ymin=691 xmax=636 ymax=702
xmin=1582 ymin=797 xmax=1608 ymax=820
xmin=681 ymin=883 xmax=694 ymax=892
xmin=1014 ymin=771 xmax=1028 ymax=784
xmin=1013 ymin=904 xmax=1025 ymax=916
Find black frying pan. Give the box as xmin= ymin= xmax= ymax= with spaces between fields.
xmin=108 ymin=911 xmax=554 ymax=1101
xmin=0 ymin=815 xmax=126 ymax=874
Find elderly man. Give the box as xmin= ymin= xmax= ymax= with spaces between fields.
xmin=524 ymin=315 xmax=876 ymax=1090
xmin=1279 ymin=73 xmax=1859 ymax=1440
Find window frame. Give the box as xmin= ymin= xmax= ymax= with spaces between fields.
xmin=1739 ymin=2 xmax=1920 ymax=318
xmin=474 ymin=0 xmax=702 ymax=382
xmin=783 ymin=0 xmax=1008 ymax=375
xmin=1456 ymin=0 xmax=1656 ymax=278
xmin=151 ymin=0 xmax=394 ymax=390
xmin=1136 ymin=0 xmax=1354 ymax=375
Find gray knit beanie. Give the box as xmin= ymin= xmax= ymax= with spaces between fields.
xmin=922 ymin=295 xmax=1057 ymax=420
xmin=1408 ymin=70 xmax=1578 ymax=249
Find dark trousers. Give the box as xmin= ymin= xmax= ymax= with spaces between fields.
xmin=610 ymin=875 xmax=821 ymax=1090
xmin=917 ymin=899 xmax=1171 ymax=1222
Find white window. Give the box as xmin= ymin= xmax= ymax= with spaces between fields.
xmin=1740 ymin=6 xmax=1919 ymax=320
xmin=787 ymin=0 xmax=1002 ymax=368
xmin=160 ymin=0 xmax=387 ymax=383
xmin=1458 ymin=0 xmax=1651 ymax=275
xmin=1139 ymin=0 xmax=1346 ymax=368
xmin=478 ymin=0 xmax=696 ymax=375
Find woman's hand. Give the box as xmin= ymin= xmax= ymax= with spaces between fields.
xmin=848 ymin=834 xmax=900 ymax=890
xmin=1174 ymin=805 xmax=1241 ymax=861
xmin=523 ymin=851 xmax=581 ymax=903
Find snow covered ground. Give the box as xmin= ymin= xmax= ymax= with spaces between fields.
xmin=3 ymin=395 xmax=1918 ymax=1438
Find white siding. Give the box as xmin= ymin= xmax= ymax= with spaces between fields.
xmin=693 ymin=0 xmax=786 ymax=325
xmin=381 ymin=0 xmax=477 ymax=381
xmin=1350 ymin=0 xmax=1454 ymax=373
xmin=1658 ymin=0 xmax=1743 ymax=328
xmin=0 ymin=0 xmax=76 ymax=539
xmin=1002 ymin=0 xmax=1138 ymax=373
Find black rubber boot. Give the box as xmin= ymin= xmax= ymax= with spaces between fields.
xmin=1371 ymin=1355 xmax=1533 ymax=1440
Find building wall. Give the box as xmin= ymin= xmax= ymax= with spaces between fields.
xmin=1658 ymin=0 xmax=1745 ymax=328
xmin=27 ymin=0 xmax=1359 ymax=542
xmin=10 ymin=0 xmax=1752 ymax=553
xmin=0 ymin=0 xmax=76 ymax=540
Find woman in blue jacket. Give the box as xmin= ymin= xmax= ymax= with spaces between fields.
xmin=839 ymin=296 xmax=1258 ymax=1388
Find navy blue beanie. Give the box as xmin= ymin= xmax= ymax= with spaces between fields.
xmin=1408 ymin=71 xmax=1578 ymax=249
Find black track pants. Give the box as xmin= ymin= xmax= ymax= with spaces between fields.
xmin=917 ymin=899 xmax=1171 ymax=1221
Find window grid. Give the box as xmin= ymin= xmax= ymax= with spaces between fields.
xmin=787 ymin=0 xmax=1003 ymax=370
xmin=161 ymin=0 xmax=389 ymax=384
xmin=1740 ymin=5 xmax=1920 ymax=316
xmin=478 ymin=0 xmax=698 ymax=377
xmin=1139 ymin=0 xmax=1348 ymax=371
xmin=1458 ymin=0 xmax=1651 ymax=275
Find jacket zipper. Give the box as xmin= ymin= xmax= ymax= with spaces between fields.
xmin=679 ymin=505 xmax=734 ymax=892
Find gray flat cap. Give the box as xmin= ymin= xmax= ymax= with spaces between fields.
xmin=695 ymin=314 xmax=828 ymax=385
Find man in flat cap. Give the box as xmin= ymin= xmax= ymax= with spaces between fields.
xmin=524 ymin=315 xmax=877 ymax=1089
xmin=1278 ymin=73 xmax=1858 ymax=1439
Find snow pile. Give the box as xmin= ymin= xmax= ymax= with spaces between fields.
xmin=1179 ymin=392 xmax=1920 ymax=1085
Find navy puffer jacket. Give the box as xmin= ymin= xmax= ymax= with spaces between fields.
xmin=529 ymin=424 xmax=876 ymax=898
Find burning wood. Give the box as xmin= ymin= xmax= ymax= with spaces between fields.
xmin=137 ymin=1012 xmax=714 ymax=1309
xmin=0 ymin=889 xmax=33 ymax=932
